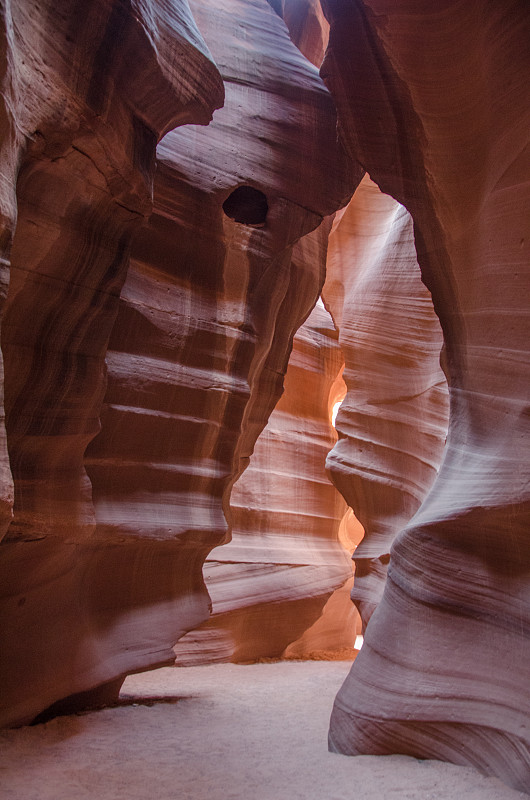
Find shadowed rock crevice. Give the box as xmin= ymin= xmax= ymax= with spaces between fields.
xmin=223 ymin=186 xmax=269 ymax=226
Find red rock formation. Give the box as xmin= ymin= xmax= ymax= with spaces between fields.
xmin=0 ymin=0 xmax=359 ymax=726
xmin=174 ymin=296 xmax=357 ymax=664
xmin=281 ymin=503 xmax=365 ymax=661
xmin=84 ymin=0 xmax=357 ymax=678
xmin=0 ymin=0 xmax=224 ymax=726
xmin=269 ymin=0 xmax=329 ymax=67
xmin=324 ymin=175 xmax=449 ymax=630
xmin=322 ymin=1 xmax=530 ymax=791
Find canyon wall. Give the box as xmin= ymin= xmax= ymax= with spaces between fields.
xmin=0 ymin=0 xmax=223 ymax=545
xmin=268 ymin=0 xmax=329 ymax=66
xmin=0 ymin=6 xmax=527 ymax=796
xmin=0 ymin=0 xmax=224 ymax=727
xmin=174 ymin=296 xmax=360 ymax=665
xmin=322 ymin=1 xmax=530 ymax=792
xmin=0 ymin=0 xmax=357 ymax=726
xmin=324 ymin=175 xmax=449 ymax=630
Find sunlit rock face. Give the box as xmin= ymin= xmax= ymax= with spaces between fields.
xmin=282 ymin=505 xmax=364 ymax=661
xmin=322 ymin=1 xmax=530 ymax=791
xmin=323 ymin=175 xmax=449 ymax=631
xmin=174 ymin=297 xmax=357 ymax=664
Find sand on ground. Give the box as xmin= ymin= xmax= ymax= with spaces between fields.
xmin=0 ymin=661 xmax=525 ymax=800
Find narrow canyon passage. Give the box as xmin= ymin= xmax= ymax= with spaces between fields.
xmin=0 ymin=662 xmax=526 ymax=800
xmin=0 ymin=0 xmax=528 ymax=795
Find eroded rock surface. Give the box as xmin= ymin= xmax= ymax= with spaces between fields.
xmin=86 ymin=0 xmax=357 ymax=672
xmin=0 ymin=0 xmax=224 ymax=727
xmin=2 ymin=0 xmax=357 ymax=726
xmin=268 ymin=0 xmax=329 ymax=67
xmin=324 ymin=175 xmax=449 ymax=629
xmin=0 ymin=2 xmax=214 ymax=543
xmin=322 ymin=1 xmax=530 ymax=791
xmin=0 ymin=0 xmax=357 ymax=727
xmin=174 ymin=298 xmax=358 ymax=664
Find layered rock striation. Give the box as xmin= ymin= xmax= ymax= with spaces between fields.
xmin=0 ymin=0 xmax=221 ymax=544
xmin=268 ymin=0 xmax=330 ymax=67
xmin=85 ymin=0 xmax=357 ymax=673
xmin=322 ymin=1 xmax=530 ymax=791
xmin=0 ymin=0 xmax=224 ymax=727
xmin=324 ymin=175 xmax=449 ymax=630
xmin=174 ymin=297 xmax=358 ymax=664
xmin=0 ymin=0 xmax=356 ymax=726
xmin=1 ymin=10 xmax=523 ymax=795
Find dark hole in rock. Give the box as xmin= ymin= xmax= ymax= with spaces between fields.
xmin=222 ymin=186 xmax=268 ymax=226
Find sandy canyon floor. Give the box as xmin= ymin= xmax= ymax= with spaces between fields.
xmin=0 ymin=660 xmax=525 ymax=799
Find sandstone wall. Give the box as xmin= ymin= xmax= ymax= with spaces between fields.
xmin=0 ymin=0 xmax=223 ymax=544
xmin=268 ymin=0 xmax=329 ymax=66
xmin=324 ymin=175 xmax=449 ymax=629
xmin=0 ymin=0 xmax=357 ymax=726
xmin=1 ymin=10 xmax=524 ymax=795
xmin=86 ymin=0 xmax=357 ymax=671
xmin=174 ymin=297 xmax=360 ymax=664
xmin=322 ymin=1 xmax=530 ymax=791
xmin=0 ymin=0 xmax=224 ymax=727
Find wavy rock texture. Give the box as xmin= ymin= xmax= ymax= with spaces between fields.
xmin=322 ymin=1 xmax=530 ymax=791
xmin=81 ymin=0 xmax=357 ymax=697
xmin=268 ymin=0 xmax=329 ymax=67
xmin=323 ymin=175 xmax=449 ymax=630
xmin=174 ymin=298 xmax=360 ymax=664
xmin=0 ymin=0 xmax=224 ymax=727
xmin=0 ymin=0 xmax=223 ymax=539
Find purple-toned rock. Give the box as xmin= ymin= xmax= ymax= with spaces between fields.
xmin=322 ymin=1 xmax=530 ymax=791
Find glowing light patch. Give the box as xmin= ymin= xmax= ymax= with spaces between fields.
xmin=331 ymin=401 xmax=342 ymax=427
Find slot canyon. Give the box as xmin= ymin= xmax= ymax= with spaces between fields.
xmin=0 ymin=0 xmax=528 ymax=797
